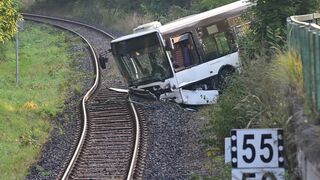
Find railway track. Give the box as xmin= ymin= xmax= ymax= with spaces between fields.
xmin=23 ymin=14 xmax=147 ymax=179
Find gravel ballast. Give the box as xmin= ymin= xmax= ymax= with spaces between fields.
xmin=132 ymin=98 xmax=211 ymax=179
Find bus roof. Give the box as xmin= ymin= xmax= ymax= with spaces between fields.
xmin=158 ymin=0 xmax=252 ymax=34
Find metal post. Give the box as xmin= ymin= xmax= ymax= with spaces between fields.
xmin=15 ymin=20 xmax=24 ymax=86
xmin=15 ymin=31 xmax=19 ymax=85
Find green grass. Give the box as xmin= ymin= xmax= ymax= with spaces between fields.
xmin=0 ymin=22 xmax=85 ymax=179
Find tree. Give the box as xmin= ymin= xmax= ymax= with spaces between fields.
xmin=296 ymin=0 xmax=320 ymax=14
xmin=253 ymin=0 xmax=297 ymax=34
xmin=191 ymin=0 xmax=236 ymax=12
xmin=246 ymin=0 xmax=320 ymax=56
xmin=0 ymin=0 xmax=21 ymax=43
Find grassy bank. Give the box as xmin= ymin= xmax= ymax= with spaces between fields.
xmin=0 ymin=22 xmax=84 ymax=179
xmin=199 ymin=52 xmax=303 ymax=179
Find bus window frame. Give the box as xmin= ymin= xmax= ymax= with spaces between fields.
xmin=170 ymin=32 xmax=202 ymax=72
xmin=194 ymin=21 xmax=238 ymax=64
xmin=111 ymin=31 xmax=175 ymax=86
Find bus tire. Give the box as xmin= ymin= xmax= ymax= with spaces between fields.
xmin=217 ymin=67 xmax=234 ymax=90
xmin=208 ymin=75 xmax=219 ymax=90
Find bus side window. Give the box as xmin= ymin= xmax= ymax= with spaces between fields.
xmin=215 ymin=32 xmax=231 ymax=56
xmin=197 ymin=28 xmax=219 ymax=62
xmin=172 ymin=43 xmax=185 ymax=68
xmin=171 ymin=33 xmax=200 ymax=71
xmin=226 ymin=29 xmax=238 ymax=52
xmin=197 ymin=27 xmax=237 ymax=61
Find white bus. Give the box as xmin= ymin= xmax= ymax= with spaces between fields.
xmin=105 ymin=0 xmax=252 ymax=105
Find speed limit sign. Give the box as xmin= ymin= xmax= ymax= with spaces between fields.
xmin=230 ymin=129 xmax=284 ymax=168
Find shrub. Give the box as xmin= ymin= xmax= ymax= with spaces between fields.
xmin=0 ymin=0 xmax=21 ymax=43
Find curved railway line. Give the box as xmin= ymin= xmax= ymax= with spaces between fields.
xmin=23 ymin=14 xmax=147 ymax=180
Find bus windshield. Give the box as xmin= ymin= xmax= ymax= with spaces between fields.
xmin=111 ymin=32 xmax=173 ymax=86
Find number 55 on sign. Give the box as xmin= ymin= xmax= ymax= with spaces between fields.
xmin=231 ymin=129 xmax=284 ymax=168
xmin=225 ymin=128 xmax=285 ymax=180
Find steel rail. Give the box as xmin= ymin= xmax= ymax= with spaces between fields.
xmin=23 ymin=14 xmax=141 ymax=180
xmin=127 ymin=97 xmax=140 ymax=180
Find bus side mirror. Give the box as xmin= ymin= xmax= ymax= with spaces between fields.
xmin=165 ymin=38 xmax=174 ymax=51
xmin=99 ymin=50 xmax=110 ymax=69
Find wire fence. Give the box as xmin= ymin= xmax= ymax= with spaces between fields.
xmin=287 ymin=13 xmax=320 ymax=112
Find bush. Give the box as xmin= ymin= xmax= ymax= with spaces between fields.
xmin=0 ymin=0 xmax=22 ymax=43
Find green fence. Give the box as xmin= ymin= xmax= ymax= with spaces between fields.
xmin=287 ymin=13 xmax=320 ymax=112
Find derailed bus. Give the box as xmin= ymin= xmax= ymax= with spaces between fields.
xmin=107 ymin=0 xmax=252 ymax=105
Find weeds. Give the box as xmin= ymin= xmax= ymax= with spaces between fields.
xmin=35 ymin=165 xmax=51 ymax=177
xmin=19 ymin=131 xmax=39 ymax=147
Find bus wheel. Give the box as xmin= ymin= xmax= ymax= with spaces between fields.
xmin=208 ymin=75 xmax=219 ymax=90
xmin=217 ymin=68 xmax=234 ymax=91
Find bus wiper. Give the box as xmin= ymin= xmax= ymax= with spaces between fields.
xmin=109 ymin=87 xmax=158 ymax=100
xmin=129 ymin=87 xmax=158 ymax=100
xmin=109 ymin=87 xmax=129 ymax=93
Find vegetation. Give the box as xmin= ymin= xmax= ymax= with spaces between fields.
xmin=0 ymin=22 xmax=86 ymax=179
xmin=0 ymin=0 xmax=21 ymax=43
xmin=200 ymin=52 xmax=303 ymax=179
xmin=25 ymin=0 xmax=236 ymax=33
xmin=244 ymin=0 xmax=320 ymax=57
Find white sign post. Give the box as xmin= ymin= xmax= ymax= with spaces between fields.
xmin=226 ymin=128 xmax=285 ymax=180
